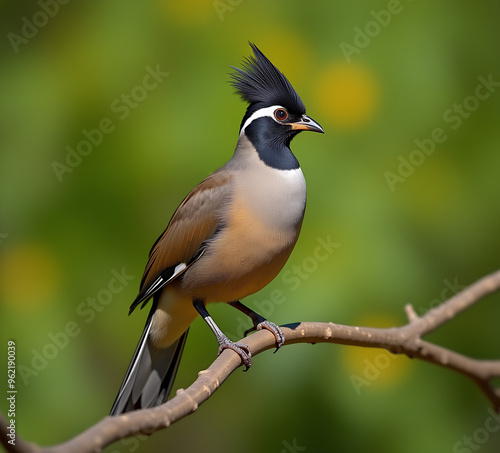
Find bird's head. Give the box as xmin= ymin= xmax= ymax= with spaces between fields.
xmin=230 ymin=43 xmax=323 ymax=169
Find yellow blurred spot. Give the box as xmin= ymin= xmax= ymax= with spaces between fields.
xmin=342 ymin=315 xmax=412 ymax=393
xmin=315 ymin=63 xmax=379 ymax=130
xmin=158 ymin=0 xmax=215 ymax=25
xmin=0 ymin=244 xmax=61 ymax=311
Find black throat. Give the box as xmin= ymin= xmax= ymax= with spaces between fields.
xmin=243 ymin=117 xmax=300 ymax=170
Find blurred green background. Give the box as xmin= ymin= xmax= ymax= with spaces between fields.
xmin=1 ymin=1 xmax=500 ymax=452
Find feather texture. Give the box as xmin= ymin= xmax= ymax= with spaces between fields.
xmin=230 ymin=43 xmax=305 ymax=114
xmin=109 ymin=302 xmax=188 ymax=415
xmin=132 ymin=169 xmax=233 ymax=313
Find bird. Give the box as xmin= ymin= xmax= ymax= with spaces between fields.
xmin=110 ymin=42 xmax=324 ymax=415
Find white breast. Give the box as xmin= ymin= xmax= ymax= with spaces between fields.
xmin=236 ymin=160 xmax=306 ymax=232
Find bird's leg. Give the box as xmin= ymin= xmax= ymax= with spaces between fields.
xmin=229 ymin=300 xmax=285 ymax=351
xmin=193 ymin=299 xmax=252 ymax=370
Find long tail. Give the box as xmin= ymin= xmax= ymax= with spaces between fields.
xmin=110 ymin=306 xmax=188 ymax=415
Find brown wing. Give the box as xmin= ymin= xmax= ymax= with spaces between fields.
xmin=132 ymin=169 xmax=232 ymax=310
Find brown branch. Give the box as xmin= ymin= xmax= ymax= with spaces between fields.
xmin=3 ymin=270 xmax=500 ymax=453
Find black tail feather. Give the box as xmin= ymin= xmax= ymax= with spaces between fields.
xmin=110 ymin=305 xmax=188 ymax=415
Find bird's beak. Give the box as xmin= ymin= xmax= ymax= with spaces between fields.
xmin=289 ymin=115 xmax=324 ymax=133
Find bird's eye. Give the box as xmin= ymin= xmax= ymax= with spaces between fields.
xmin=274 ymin=108 xmax=289 ymax=122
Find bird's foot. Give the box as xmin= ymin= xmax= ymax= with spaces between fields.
xmin=229 ymin=301 xmax=284 ymax=353
xmin=256 ymin=320 xmax=285 ymax=352
xmin=218 ymin=338 xmax=252 ymax=371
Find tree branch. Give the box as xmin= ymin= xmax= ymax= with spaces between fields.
xmin=3 ymin=270 xmax=500 ymax=453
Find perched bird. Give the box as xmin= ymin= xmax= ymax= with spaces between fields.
xmin=110 ymin=43 xmax=323 ymax=415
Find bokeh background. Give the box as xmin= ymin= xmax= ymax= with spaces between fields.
xmin=1 ymin=1 xmax=500 ymax=452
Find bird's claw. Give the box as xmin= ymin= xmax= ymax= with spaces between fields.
xmin=256 ymin=320 xmax=285 ymax=352
xmin=218 ymin=339 xmax=252 ymax=371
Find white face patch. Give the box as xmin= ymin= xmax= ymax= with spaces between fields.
xmin=240 ymin=105 xmax=285 ymax=135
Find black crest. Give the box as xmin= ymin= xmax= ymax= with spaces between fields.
xmin=230 ymin=43 xmax=305 ymax=114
